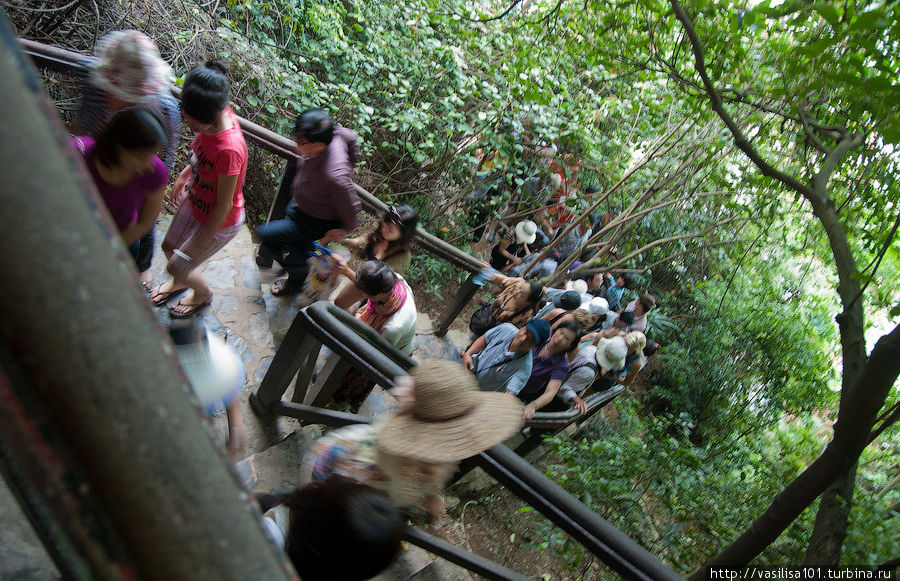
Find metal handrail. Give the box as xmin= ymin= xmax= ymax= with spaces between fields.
xmin=18 ymin=37 xmax=483 ymax=274
xmin=252 ymin=302 xmax=682 ymax=581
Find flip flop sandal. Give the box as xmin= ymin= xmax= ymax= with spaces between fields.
xmin=271 ymin=279 xmax=301 ymax=297
xmin=169 ymin=296 xmax=213 ymax=319
xmin=149 ymin=284 xmax=187 ymax=307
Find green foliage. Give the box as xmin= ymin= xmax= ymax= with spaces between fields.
xmin=536 ymin=400 xmax=899 ymax=573
xmin=406 ymin=253 xmax=466 ymax=298
xmin=648 ymin=252 xmax=838 ymax=442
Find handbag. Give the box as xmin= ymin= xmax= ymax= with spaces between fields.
xmin=298 ymin=243 xmax=346 ymax=307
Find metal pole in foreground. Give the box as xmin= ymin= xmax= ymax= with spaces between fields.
xmin=0 ymin=17 xmax=293 ymax=581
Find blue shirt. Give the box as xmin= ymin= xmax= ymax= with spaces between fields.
xmin=603 ymin=278 xmax=624 ymax=312
xmin=471 ymin=323 xmax=533 ymax=395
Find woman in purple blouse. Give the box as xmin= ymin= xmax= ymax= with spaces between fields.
xmin=72 ymin=107 xmax=169 ymax=275
xmin=517 ymin=320 xmax=581 ymax=419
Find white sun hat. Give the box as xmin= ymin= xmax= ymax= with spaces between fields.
xmin=514 ymin=220 xmax=538 ymax=244
xmin=595 ymin=336 xmax=628 ymax=370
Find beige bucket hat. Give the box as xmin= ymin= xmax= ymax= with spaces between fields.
xmin=376 ymin=359 xmax=524 ymax=462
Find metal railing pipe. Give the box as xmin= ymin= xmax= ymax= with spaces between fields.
xmin=253 ymin=302 xmax=680 ymax=579
xmin=1 ymin=21 xmax=294 ymax=580
xmin=353 ymin=184 xmax=484 ymax=273
xmin=476 ymin=445 xmax=683 ymax=581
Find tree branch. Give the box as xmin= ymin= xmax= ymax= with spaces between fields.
xmin=812 ymin=132 xmax=865 ymax=192
xmin=798 ymin=100 xmax=830 ymax=154
xmin=455 ymin=0 xmax=523 ymax=22
xmin=847 ymin=211 xmax=900 ymax=310
xmin=867 ymin=401 xmax=900 ymax=446
xmin=669 ymin=0 xmax=816 ymax=201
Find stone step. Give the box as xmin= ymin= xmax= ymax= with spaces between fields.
xmin=146 ymin=216 xmax=299 ymax=460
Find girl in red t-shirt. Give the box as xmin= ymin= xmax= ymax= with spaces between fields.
xmin=150 ymin=60 xmax=248 ymax=317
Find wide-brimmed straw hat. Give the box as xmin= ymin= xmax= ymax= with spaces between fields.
xmin=514 ymin=220 xmax=538 ymax=244
xmin=595 ymin=336 xmax=628 ymax=370
xmin=90 ymin=30 xmax=173 ymax=103
xmin=376 ymin=359 xmax=524 ymax=463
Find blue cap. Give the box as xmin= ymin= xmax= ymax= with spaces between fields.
xmin=524 ymin=318 xmax=551 ymax=346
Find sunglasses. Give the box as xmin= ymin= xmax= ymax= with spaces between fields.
xmin=384 ymin=206 xmax=402 ymax=224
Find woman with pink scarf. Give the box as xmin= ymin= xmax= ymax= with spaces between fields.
xmin=330 ymin=261 xmax=417 ymax=412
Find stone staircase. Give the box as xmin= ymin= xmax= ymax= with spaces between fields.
xmin=0 ymin=217 xmax=476 ymax=580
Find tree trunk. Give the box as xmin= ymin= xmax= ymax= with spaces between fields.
xmin=688 ymin=324 xmax=900 ymax=578
xmin=803 ymin=463 xmax=858 ymax=565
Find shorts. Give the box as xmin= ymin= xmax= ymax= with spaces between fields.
xmin=163 ymin=200 xmax=243 ymax=278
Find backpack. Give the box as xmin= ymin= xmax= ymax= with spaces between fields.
xmin=468 ymin=303 xmax=497 ymax=337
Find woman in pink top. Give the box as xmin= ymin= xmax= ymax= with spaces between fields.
xmin=150 ymin=60 xmax=248 ymax=317
xmin=72 ymin=107 xmax=169 ymax=271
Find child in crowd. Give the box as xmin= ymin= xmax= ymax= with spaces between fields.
xmin=168 ymin=321 xmax=245 ymax=458
xmin=333 ymin=205 xmax=418 ymax=310
xmin=150 ymin=60 xmax=248 ymax=318
xmin=72 ymin=107 xmax=168 ymax=273
xmin=261 ymin=476 xmax=403 ymax=581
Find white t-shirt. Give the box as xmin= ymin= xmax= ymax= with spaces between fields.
xmin=262 ymin=504 xmax=290 ymax=549
xmin=380 ymin=279 xmax=417 ymax=354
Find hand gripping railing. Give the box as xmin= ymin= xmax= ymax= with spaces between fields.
xmin=252 ymin=301 xmax=682 ymax=581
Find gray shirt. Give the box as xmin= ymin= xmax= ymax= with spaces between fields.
xmin=471 ymin=323 xmax=533 ymax=395
xmin=558 ymin=345 xmax=598 ymax=402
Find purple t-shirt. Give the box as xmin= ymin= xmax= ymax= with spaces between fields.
xmin=518 ymin=345 xmax=570 ymax=399
xmin=291 ymin=126 xmax=361 ymax=231
xmin=71 ymin=136 xmax=168 ymax=231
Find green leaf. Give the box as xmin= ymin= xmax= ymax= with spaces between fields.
xmin=814 ymin=3 xmax=840 ymax=27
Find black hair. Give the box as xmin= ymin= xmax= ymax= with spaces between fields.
xmin=643 ymin=342 xmax=659 ymax=357
xmin=355 ymin=260 xmax=397 ymax=297
xmin=552 ymin=320 xmax=582 ymax=351
xmin=93 ymin=106 xmax=168 ymax=168
xmin=619 ymin=311 xmax=635 ymax=325
xmin=364 ymin=205 xmax=418 ymax=259
xmin=278 ymin=476 xmax=403 ymax=581
xmin=181 ymin=60 xmax=230 ymax=125
xmin=527 ymin=282 xmax=544 ymax=305
xmin=294 ymin=108 xmax=334 ymax=145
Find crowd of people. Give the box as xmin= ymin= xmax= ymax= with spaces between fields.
xmin=66 ymin=28 xmax=662 ymax=578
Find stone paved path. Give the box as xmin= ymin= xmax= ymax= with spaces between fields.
xmin=1 ymin=215 xmax=474 ymax=580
